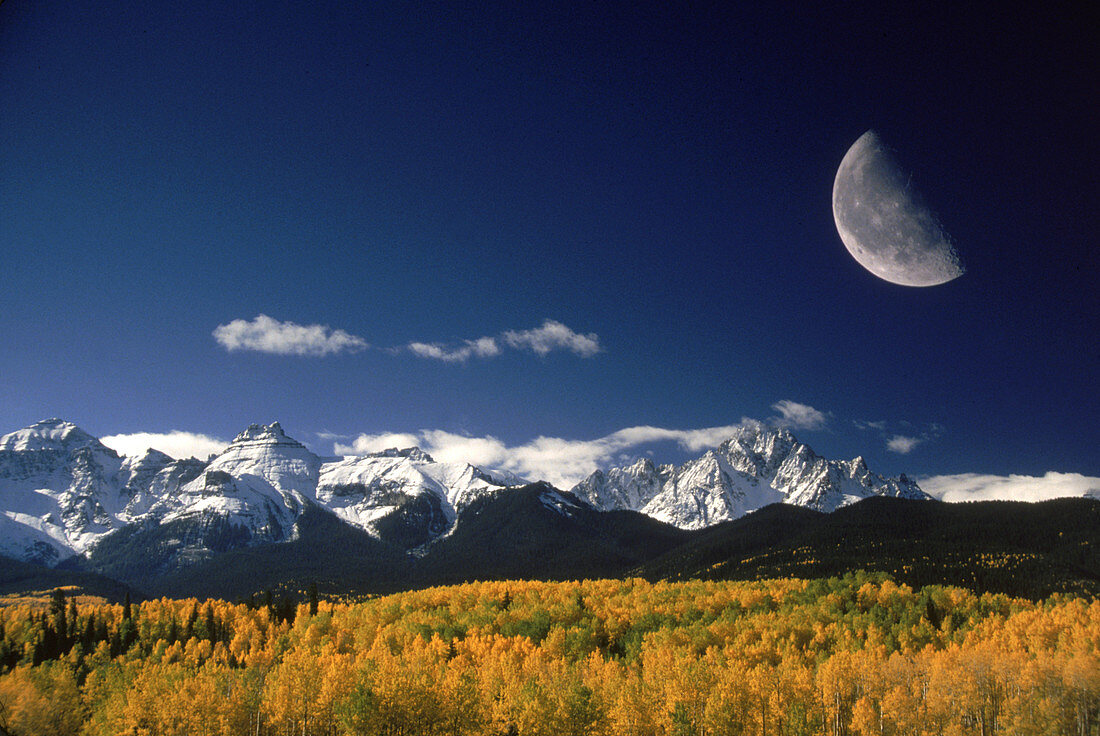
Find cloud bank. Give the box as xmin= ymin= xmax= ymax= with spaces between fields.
xmin=101 ymin=431 xmax=228 ymax=461
xmin=213 ymin=315 xmax=368 ymax=357
xmin=335 ymin=422 xmax=746 ymax=488
xmin=918 ymin=472 xmax=1100 ymax=503
xmin=334 ymin=400 xmax=831 ymax=487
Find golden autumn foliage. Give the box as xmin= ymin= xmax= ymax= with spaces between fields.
xmin=0 ymin=573 xmax=1098 ymax=735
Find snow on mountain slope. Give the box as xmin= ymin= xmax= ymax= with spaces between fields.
xmin=0 ymin=420 xmax=529 ymax=564
xmin=573 ymin=458 xmax=672 ymax=512
xmin=0 ymin=419 xmax=125 ymax=560
xmin=0 ymin=418 xmax=102 ymax=453
xmin=118 ymin=450 xmax=206 ymax=518
xmin=0 ymin=419 xmax=927 ymax=568
xmin=151 ymin=422 xmax=323 ymax=542
xmin=317 ymin=448 xmax=524 ymax=536
xmin=572 ymin=425 xmax=930 ymax=529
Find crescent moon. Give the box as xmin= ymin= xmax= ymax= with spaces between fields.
xmin=832 ymin=130 xmax=964 ymax=287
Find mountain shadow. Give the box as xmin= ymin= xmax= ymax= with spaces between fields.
xmin=637 ymin=496 xmax=1100 ymax=599
xmin=0 ymin=554 xmax=137 ymax=602
xmin=410 ymin=483 xmax=691 ymax=587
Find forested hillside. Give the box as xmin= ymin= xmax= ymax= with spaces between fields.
xmin=1 ymin=575 xmax=1098 ymax=735
xmin=2 ymin=496 xmax=1091 ymax=603
xmin=639 ymin=497 xmax=1100 ymax=599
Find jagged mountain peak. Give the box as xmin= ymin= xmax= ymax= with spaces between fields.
xmin=724 ymin=423 xmax=797 ymax=446
xmin=573 ymin=425 xmax=929 ymax=529
xmin=0 ymin=418 xmax=928 ymax=573
xmin=626 ymin=456 xmax=658 ymax=472
xmin=572 ymin=455 xmax=669 ymax=512
xmin=126 ymin=447 xmax=175 ymax=468
xmin=719 ymin=425 xmax=800 ymax=467
xmin=365 ymin=447 xmax=436 ymax=463
xmin=0 ymin=418 xmax=104 ymax=453
xmin=230 ymin=421 xmax=301 ymax=447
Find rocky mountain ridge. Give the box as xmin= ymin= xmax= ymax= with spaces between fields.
xmin=570 ymin=425 xmax=928 ymax=529
xmin=0 ymin=419 xmax=522 ymax=566
xmin=0 ymin=419 xmax=928 ymax=569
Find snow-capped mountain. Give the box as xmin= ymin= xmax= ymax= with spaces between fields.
xmin=0 ymin=419 xmax=928 ymax=571
xmin=0 ymin=419 xmax=129 ymax=564
xmin=571 ymin=425 xmax=929 ymax=529
xmin=0 ymin=419 xmax=524 ymax=566
xmin=156 ymin=422 xmax=323 ymax=544
xmin=317 ymin=448 xmax=524 ymax=543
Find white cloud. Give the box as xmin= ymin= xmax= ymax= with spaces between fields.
xmin=503 ymin=320 xmax=601 ymax=357
xmin=886 ymin=435 xmax=922 ymax=454
xmin=770 ymin=400 xmax=829 ymax=430
xmin=213 ymin=315 xmax=368 ymax=357
xmin=406 ymin=320 xmax=600 ymax=362
xmin=212 ymin=316 xmax=597 ymax=362
xmin=335 ymin=422 xmax=746 ymax=488
xmin=407 ymin=337 xmax=501 ymax=363
xmin=315 ymin=430 xmax=352 ymax=442
xmin=918 ymin=472 xmax=1100 ymax=503
xmin=337 ymin=432 xmax=424 ymax=454
xmin=853 ymin=419 xmax=887 ymax=431
xmin=101 ymin=431 xmax=228 ymax=460
xmin=856 ymin=420 xmax=943 ymax=455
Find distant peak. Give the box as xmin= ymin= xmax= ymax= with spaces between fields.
xmin=230 ymin=422 xmax=303 ymax=448
xmin=32 ymin=418 xmax=83 ymax=434
xmin=720 ymin=424 xmax=801 ymax=455
xmin=367 ymin=447 xmax=435 ymax=463
xmin=34 ymin=417 xmax=72 ymax=428
xmin=0 ymin=418 xmax=99 ymax=452
xmin=133 ymin=447 xmax=174 ymax=465
xmin=728 ymin=423 xmax=796 ymax=441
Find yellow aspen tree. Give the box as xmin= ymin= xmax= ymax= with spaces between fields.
xmin=264 ymin=644 xmax=324 ymax=736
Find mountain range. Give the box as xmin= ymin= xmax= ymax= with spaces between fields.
xmin=0 ymin=418 xmax=926 ymax=564
xmin=1 ymin=418 xmax=1096 ymax=601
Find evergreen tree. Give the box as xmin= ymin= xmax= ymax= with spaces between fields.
xmin=183 ymin=602 xmax=198 ymax=640
xmin=67 ymin=597 xmax=79 ymax=644
xmin=49 ymin=588 xmax=68 ymax=653
xmin=40 ymin=613 xmax=57 ymax=661
xmin=109 ymin=628 xmax=122 ymax=658
xmin=308 ymin=581 xmax=319 ymax=617
xmin=120 ymin=617 xmax=138 ymax=652
xmin=203 ymin=602 xmax=216 ymax=642
xmin=82 ymin=614 xmax=96 ymax=652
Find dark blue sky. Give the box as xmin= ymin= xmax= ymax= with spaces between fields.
xmin=1 ymin=1 xmax=1096 ymax=485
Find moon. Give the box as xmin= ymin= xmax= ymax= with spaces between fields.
xmin=832 ymin=130 xmax=964 ymax=286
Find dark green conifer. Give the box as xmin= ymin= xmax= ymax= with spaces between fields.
xmin=49 ymin=588 xmax=68 ymax=652
xmin=203 ymin=602 xmax=216 ymax=642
